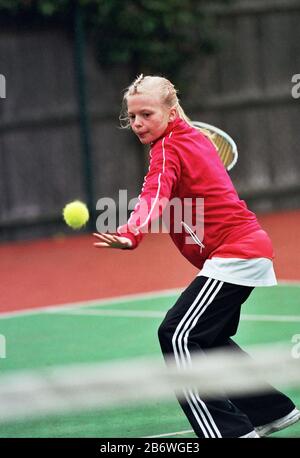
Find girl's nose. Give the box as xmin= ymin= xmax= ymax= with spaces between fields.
xmin=133 ymin=116 xmax=142 ymax=128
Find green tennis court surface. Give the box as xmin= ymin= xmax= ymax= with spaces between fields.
xmin=0 ymin=285 xmax=299 ymax=438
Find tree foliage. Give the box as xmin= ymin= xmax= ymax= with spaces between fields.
xmin=0 ymin=0 xmax=227 ymax=80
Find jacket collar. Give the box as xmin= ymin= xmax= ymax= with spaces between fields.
xmin=151 ymin=117 xmax=184 ymax=145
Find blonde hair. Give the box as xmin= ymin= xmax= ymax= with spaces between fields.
xmin=119 ymin=74 xmax=193 ymax=129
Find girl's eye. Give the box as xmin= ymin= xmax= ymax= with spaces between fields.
xmin=128 ymin=114 xmax=135 ymax=121
xmin=143 ymin=113 xmax=151 ymax=118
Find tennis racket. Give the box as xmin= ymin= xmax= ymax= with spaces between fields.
xmin=192 ymin=121 xmax=238 ymax=171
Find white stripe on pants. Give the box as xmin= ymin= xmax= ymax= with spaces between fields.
xmin=171 ymin=278 xmax=224 ymax=438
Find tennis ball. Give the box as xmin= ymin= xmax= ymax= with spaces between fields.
xmin=63 ymin=200 xmax=89 ymax=229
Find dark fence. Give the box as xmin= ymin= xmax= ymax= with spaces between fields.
xmin=185 ymin=0 xmax=300 ymax=212
xmin=0 ymin=0 xmax=299 ymax=241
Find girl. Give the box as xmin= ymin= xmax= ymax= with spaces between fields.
xmin=93 ymin=75 xmax=299 ymax=438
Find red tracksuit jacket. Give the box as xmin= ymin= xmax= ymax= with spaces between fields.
xmin=118 ymin=118 xmax=273 ymax=269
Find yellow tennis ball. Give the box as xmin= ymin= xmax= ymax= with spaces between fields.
xmin=63 ymin=200 xmax=89 ymax=229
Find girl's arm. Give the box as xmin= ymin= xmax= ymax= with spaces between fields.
xmin=117 ymin=140 xmax=181 ymax=247
xmin=94 ymin=140 xmax=180 ymax=250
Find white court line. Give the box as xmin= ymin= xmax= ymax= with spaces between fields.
xmin=144 ymin=429 xmax=194 ymax=438
xmin=0 ymin=281 xmax=299 ymax=320
xmin=0 ymin=288 xmax=182 ymax=320
xmin=47 ymin=308 xmax=300 ymax=322
xmin=242 ymin=314 xmax=300 ymax=322
xmin=47 ymin=309 xmax=166 ymax=318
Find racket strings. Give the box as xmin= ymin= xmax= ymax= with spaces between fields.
xmin=215 ymin=137 xmax=234 ymax=169
xmin=200 ymin=129 xmax=234 ymax=169
xmin=194 ymin=121 xmax=238 ymax=171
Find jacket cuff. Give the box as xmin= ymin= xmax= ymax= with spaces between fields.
xmin=117 ymin=227 xmax=143 ymax=249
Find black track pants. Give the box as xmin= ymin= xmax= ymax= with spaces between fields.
xmin=158 ymin=276 xmax=295 ymax=438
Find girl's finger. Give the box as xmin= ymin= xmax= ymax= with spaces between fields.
xmin=93 ymin=232 xmax=104 ymax=238
xmin=93 ymin=242 xmax=109 ymax=248
xmin=93 ymin=232 xmax=112 ymax=240
xmin=96 ymin=233 xmax=114 ymax=243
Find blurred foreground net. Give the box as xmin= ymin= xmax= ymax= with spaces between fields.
xmin=0 ymin=343 xmax=299 ymax=423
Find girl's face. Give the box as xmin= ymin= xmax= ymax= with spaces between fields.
xmin=127 ymin=93 xmax=177 ymax=144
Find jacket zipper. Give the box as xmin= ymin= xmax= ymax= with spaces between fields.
xmin=181 ymin=221 xmax=205 ymax=252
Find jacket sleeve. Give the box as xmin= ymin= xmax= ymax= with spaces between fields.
xmin=117 ymin=137 xmax=181 ymax=249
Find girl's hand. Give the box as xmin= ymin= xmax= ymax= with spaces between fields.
xmin=93 ymin=233 xmax=132 ymax=249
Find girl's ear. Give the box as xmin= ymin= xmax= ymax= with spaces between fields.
xmin=168 ymin=106 xmax=178 ymax=122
